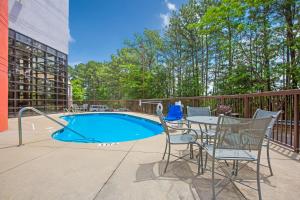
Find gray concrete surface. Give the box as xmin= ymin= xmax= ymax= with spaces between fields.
xmin=0 ymin=112 xmax=299 ymax=200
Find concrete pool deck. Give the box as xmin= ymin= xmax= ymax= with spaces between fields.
xmin=0 ymin=112 xmax=300 ymax=200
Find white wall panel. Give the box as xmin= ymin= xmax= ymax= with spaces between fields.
xmin=8 ymin=0 xmax=69 ymax=54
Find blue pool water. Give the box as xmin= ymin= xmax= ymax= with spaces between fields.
xmin=52 ymin=113 xmax=164 ymax=143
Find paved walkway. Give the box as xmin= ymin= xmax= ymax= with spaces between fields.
xmin=0 ymin=113 xmax=299 ymax=200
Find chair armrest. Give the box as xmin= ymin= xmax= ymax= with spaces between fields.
xmin=211 ymin=109 xmax=217 ymax=116
xmin=165 ymin=125 xmax=202 ymax=141
xmin=165 ymin=120 xmax=189 ymax=128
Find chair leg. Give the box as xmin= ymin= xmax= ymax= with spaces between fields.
xmin=266 ymin=141 xmax=273 ymax=176
xmin=232 ymin=160 xmax=236 ymax=176
xmin=257 ymin=159 xmax=262 ymax=200
xmin=205 ymin=152 xmax=208 ymax=169
xmin=195 ymin=144 xmax=203 ymax=174
xmin=164 ymin=143 xmax=171 ymax=173
xmin=200 ymin=146 xmax=203 ymax=174
xmin=190 ymin=144 xmax=194 ymax=159
xmin=224 ymin=160 xmax=230 ymax=167
xmin=162 ymin=139 xmax=168 ymax=160
xmin=212 ymin=158 xmax=216 ymax=200
xmin=235 ymin=161 xmax=239 ymax=176
xmin=197 ymin=145 xmax=201 ymax=174
xmin=232 ymin=160 xmax=239 ymax=176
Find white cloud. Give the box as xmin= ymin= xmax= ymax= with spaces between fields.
xmin=69 ymin=61 xmax=82 ymax=67
xmin=68 ymin=30 xmax=75 ymax=43
xmin=165 ymin=0 xmax=176 ymax=11
xmin=160 ymin=0 xmax=177 ymax=27
xmin=160 ymin=13 xmax=170 ymax=27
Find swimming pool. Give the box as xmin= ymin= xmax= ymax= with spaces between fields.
xmin=52 ymin=113 xmax=164 ymax=143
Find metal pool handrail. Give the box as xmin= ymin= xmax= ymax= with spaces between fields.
xmin=18 ymin=107 xmax=88 ymax=146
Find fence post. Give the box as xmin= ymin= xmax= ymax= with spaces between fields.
xmin=220 ymin=97 xmax=224 ymax=105
xmin=244 ymin=95 xmax=249 ymax=118
xmin=294 ymin=94 xmax=299 ymax=152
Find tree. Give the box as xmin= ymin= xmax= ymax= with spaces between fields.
xmin=69 ymin=0 xmax=300 ymax=100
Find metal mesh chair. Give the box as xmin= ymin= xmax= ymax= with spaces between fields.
xmin=252 ymin=109 xmax=282 ymax=176
xmin=205 ymin=115 xmax=272 ymax=200
xmin=187 ymin=106 xmax=215 ymax=141
xmin=158 ymin=113 xmax=204 ymax=174
xmin=82 ymin=104 xmax=89 ymax=111
xmin=187 ymin=106 xmax=211 ymax=117
xmin=164 ymin=104 xmax=183 ymax=121
xmin=71 ymin=104 xmax=80 ymax=112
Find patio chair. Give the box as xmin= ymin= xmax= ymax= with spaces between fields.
xmin=204 ymin=115 xmax=272 ymax=200
xmin=82 ymin=104 xmax=89 ymax=112
xmin=252 ymin=109 xmax=282 ymax=176
xmin=187 ymin=106 xmax=214 ymax=134
xmin=186 ymin=106 xmax=215 ymax=152
xmin=158 ymin=113 xmax=204 ymax=174
xmin=164 ymin=104 xmax=183 ymax=122
xmin=71 ymin=104 xmax=80 ymax=112
xmin=187 ymin=106 xmax=211 ymax=116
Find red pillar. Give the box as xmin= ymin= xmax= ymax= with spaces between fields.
xmin=0 ymin=0 xmax=8 ymax=131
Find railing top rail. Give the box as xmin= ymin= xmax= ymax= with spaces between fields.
xmin=18 ymin=107 xmax=87 ymax=146
xmin=73 ymin=89 xmax=300 ymax=102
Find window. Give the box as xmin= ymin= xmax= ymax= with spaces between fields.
xmin=8 ymin=29 xmax=68 ymax=117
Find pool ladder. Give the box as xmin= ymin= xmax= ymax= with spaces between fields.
xmin=18 ymin=107 xmax=87 ymax=146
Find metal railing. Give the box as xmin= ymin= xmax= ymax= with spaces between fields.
xmin=18 ymin=107 xmax=87 ymax=146
xmin=73 ymin=89 xmax=300 ymax=152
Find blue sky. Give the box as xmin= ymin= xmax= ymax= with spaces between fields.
xmin=68 ymin=0 xmax=186 ymax=66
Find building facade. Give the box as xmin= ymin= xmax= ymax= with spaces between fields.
xmin=0 ymin=0 xmax=8 ymax=131
xmin=7 ymin=0 xmax=69 ymax=117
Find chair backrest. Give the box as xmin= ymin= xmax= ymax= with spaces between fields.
xmin=166 ymin=104 xmax=183 ymax=120
xmin=72 ymin=104 xmax=79 ymax=111
xmin=82 ymin=104 xmax=88 ymax=109
xmin=157 ymin=113 xmax=170 ymax=138
xmin=187 ymin=106 xmax=210 ymax=117
xmin=252 ymin=109 xmax=282 ymax=138
xmin=213 ymin=115 xmax=272 ymax=151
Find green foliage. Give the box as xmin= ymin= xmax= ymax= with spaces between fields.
xmin=69 ymin=0 xmax=300 ymax=100
xmin=71 ymin=79 xmax=85 ymax=101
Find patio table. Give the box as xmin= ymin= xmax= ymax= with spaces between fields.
xmin=186 ymin=116 xmax=219 ymax=173
xmin=186 ymin=116 xmax=242 ymax=133
xmin=186 ymin=116 xmax=219 ymax=142
xmin=186 ymin=116 xmax=219 ymax=126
